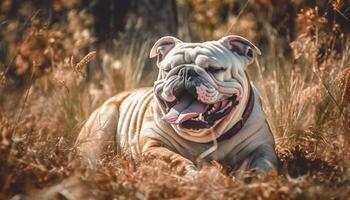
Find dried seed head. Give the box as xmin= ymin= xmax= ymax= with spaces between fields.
xmin=336 ymin=67 xmax=350 ymax=103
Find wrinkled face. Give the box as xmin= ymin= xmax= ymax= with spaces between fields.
xmin=151 ymin=35 xmax=260 ymax=131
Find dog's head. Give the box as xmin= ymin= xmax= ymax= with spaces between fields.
xmin=151 ymin=35 xmax=260 ymax=140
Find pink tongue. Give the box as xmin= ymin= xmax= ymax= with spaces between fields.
xmin=162 ymin=98 xmax=208 ymax=124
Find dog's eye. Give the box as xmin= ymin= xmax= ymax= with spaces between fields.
xmin=206 ymin=66 xmax=225 ymax=73
xmin=163 ymin=67 xmax=171 ymax=73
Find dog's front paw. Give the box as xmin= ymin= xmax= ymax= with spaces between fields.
xmin=249 ymin=158 xmax=277 ymax=175
xmin=248 ymin=145 xmax=278 ymax=174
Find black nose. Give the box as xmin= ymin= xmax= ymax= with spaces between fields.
xmin=173 ymin=67 xmax=200 ymax=99
xmin=178 ymin=67 xmax=199 ymax=80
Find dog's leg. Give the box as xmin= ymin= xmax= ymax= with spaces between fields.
xmin=248 ymin=144 xmax=278 ymax=173
xmin=140 ymin=138 xmax=197 ymax=175
xmin=76 ymin=104 xmax=119 ymax=168
xmin=33 ymin=105 xmax=119 ymax=200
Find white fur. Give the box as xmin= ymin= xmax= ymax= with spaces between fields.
xmin=113 ymin=36 xmax=276 ymax=169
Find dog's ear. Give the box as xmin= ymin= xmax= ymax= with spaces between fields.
xmin=150 ymin=36 xmax=182 ymax=62
xmin=220 ymin=35 xmax=261 ymax=63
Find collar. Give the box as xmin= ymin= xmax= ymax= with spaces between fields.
xmin=204 ymin=83 xmax=255 ymax=144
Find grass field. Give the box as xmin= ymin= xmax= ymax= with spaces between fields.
xmin=1 ymin=1 xmax=350 ymax=199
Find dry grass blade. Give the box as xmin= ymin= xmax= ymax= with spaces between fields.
xmin=225 ymin=0 xmax=251 ymax=35
xmin=71 ymin=51 xmax=96 ymax=78
xmin=337 ymin=67 xmax=350 ymax=104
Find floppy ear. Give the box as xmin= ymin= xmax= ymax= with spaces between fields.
xmin=150 ymin=36 xmax=182 ymax=62
xmin=220 ymin=35 xmax=261 ymax=63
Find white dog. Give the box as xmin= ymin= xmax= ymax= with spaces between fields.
xmin=76 ymin=35 xmax=278 ymax=175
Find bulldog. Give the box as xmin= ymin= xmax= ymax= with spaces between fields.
xmin=76 ymin=35 xmax=278 ymax=175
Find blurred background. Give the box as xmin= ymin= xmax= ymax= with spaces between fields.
xmin=1 ymin=0 xmax=350 ymax=199
xmin=1 ymin=0 xmax=349 ymax=89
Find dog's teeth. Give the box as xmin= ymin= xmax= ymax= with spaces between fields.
xmin=199 ymin=113 xmax=204 ymax=121
xmin=213 ymin=102 xmax=221 ymax=111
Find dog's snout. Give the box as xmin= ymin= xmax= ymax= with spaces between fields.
xmin=173 ymin=67 xmax=200 ymax=99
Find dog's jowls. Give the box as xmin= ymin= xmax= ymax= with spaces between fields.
xmin=77 ymin=35 xmax=278 ymax=175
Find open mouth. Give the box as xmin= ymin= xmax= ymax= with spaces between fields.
xmin=162 ymin=91 xmax=239 ymax=130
